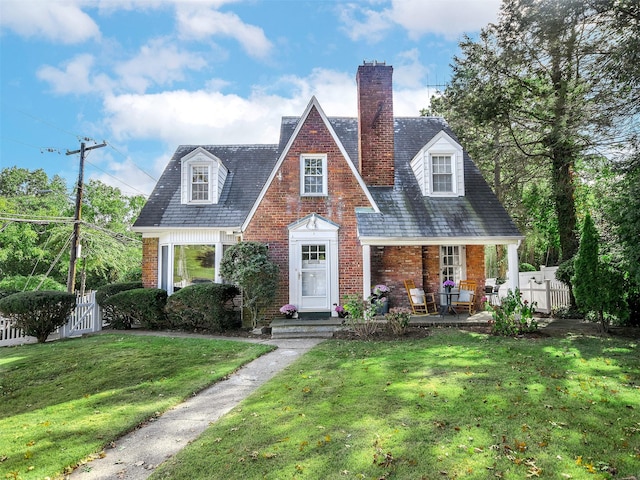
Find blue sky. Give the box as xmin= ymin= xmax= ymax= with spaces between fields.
xmin=0 ymin=0 xmax=501 ymax=197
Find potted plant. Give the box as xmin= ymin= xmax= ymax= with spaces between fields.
xmin=443 ymin=279 xmax=455 ymax=293
xmin=279 ymin=304 xmax=297 ymax=319
xmin=371 ymin=284 xmax=390 ymax=314
xmin=334 ymin=303 xmax=348 ymax=318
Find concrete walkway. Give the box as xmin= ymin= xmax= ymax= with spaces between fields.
xmin=68 ymin=337 xmax=324 ymax=480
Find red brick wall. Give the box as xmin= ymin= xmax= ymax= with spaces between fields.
xmin=371 ymin=246 xmax=423 ymax=307
xmin=372 ymin=244 xmax=486 ymax=310
xmin=142 ymin=237 xmax=158 ymax=288
xmin=356 ymin=63 xmax=394 ymax=186
xmin=244 ymin=105 xmax=372 ymax=316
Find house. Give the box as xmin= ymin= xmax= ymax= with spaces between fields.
xmin=133 ymin=62 xmax=523 ymax=317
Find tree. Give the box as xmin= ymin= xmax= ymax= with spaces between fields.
xmin=219 ymin=241 xmax=279 ymax=328
xmin=572 ymin=214 xmax=625 ymax=331
xmin=430 ymin=0 xmax=638 ymax=269
xmin=0 ymin=168 xmax=144 ymax=290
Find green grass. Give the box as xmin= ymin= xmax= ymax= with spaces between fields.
xmin=152 ymin=330 xmax=640 ymax=480
xmin=0 ymin=334 xmax=274 ymax=480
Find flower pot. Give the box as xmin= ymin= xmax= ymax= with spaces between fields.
xmin=376 ymin=298 xmax=389 ymax=315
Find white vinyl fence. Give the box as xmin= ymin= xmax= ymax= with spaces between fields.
xmin=0 ymin=291 xmax=101 ymax=347
xmin=520 ymin=278 xmax=571 ymax=314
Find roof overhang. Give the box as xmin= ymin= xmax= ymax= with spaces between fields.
xmin=132 ymin=226 xmax=243 ymax=237
xmin=359 ymin=236 xmax=524 ymax=246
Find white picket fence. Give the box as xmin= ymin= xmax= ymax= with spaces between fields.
xmin=520 ymin=279 xmax=571 ymax=314
xmin=0 ymin=291 xmax=101 ymax=347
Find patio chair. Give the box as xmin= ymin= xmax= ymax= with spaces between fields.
xmin=451 ymin=280 xmax=477 ymax=315
xmin=404 ymin=279 xmax=437 ymax=315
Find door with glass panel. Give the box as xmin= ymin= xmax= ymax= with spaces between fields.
xmin=299 ymin=243 xmax=329 ymax=310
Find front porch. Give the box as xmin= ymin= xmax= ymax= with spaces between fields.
xmin=270 ymin=310 xmax=493 ymax=338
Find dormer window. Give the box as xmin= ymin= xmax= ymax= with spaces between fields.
xmin=300 ymin=154 xmax=327 ymax=196
xmin=431 ymin=155 xmax=453 ymax=193
xmin=410 ymin=130 xmax=465 ymax=197
xmin=181 ymin=147 xmax=228 ymax=205
xmin=190 ymin=164 xmax=210 ymax=202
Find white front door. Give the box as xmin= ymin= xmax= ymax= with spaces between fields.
xmin=288 ymin=214 xmax=340 ymax=314
xmin=300 ymin=243 xmax=329 ymax=310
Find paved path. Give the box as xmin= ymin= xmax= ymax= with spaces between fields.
xmin=68 ymin=337 xmax=324 ymax=480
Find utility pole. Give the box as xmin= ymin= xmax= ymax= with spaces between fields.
xmin=66 ymin=140 xmax=107 ymax=293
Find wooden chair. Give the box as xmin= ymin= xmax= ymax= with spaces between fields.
xmin=404 ymin=280 xmax=437 ymax=315
xmin=451 ymin=280 xmax=477 ymax=315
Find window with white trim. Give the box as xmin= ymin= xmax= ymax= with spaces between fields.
xmin=409 ymin=130 xmax=465 ymax=197
xmin=440 ymin=245 xmax=466 ymax=286
xmin=431 ymin=155 xmax=453 ymax=193
xmin=190 ymin=164 xmax=210 ymax=201
xmin=180 ymin=148 xmax=228 ymax=205
xmin=301 ymin=154 xmax=327 ymax=196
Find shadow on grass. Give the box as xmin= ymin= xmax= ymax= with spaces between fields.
xmin=152 ymin=330 xmax=639 ymax=479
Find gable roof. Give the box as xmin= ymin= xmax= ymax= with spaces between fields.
xmin=133 ymin=144 xmax=278 ymax=230
xmin=134 ymin=104 xmax=521 ymax=243
xmin=241 ymin=96 xmax=379 ymax=231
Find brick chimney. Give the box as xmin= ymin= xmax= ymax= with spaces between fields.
xmin=357 ymin=61 xmax=394 ymax=186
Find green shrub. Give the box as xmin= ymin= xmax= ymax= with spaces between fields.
xmin=165 ymin=283 xmax=240 ymax=333
xmin=0 ymin=289 xmax=19 ymax=300
xmin=385 ymin=307 xmax=411 ymax=335
xmin=343 ymin=294 xmax=379 ymax=338
xmin=490 ymin=288 xmax=538 ymax=336
xmin=96 ymin=281 xmax=143 ymax=326
xmin=519 ymin=262 xmax=537 ymax=272
xmin=0 ymin=290 xmax=76 ymax=343
xmin=102 ymin=288 xmax=168 ymax=330
xmin=95 ymin=281 xmax=143 ymax=305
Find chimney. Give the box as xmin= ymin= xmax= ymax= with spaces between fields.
xmin=357 ymin=61 xmax=394 ymax=186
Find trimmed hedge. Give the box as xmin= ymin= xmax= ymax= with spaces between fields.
xmin=0 ymin=290 xmax=76 ymax=343
xmin=95 ymin=281 xmax=143 ymax=306
xmin=165 ymin=283 xmax=240 ymax=333
xmin=96 ymin=281 xmax=143 ymax=326
xmin=101 ymin=288 xmax=168 ymax=330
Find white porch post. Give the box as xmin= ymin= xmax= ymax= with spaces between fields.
xmin=214 ymin=241 xmax=223 ymax=283
xmin=362 ymin=244 xmax=371 ymax=299
xmin=506 ymin=243 xmax=520 ymax=292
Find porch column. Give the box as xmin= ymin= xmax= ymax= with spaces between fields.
xmin=362 ymin=244 xmax=371 ymax=299
xmin=506 ymin=243 xmax=520 ymax=292
xmin=214 ymin=241 xmax=223 ymax=283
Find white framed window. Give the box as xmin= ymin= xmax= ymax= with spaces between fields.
xmin=440 ymin=245 xmax=466 ymax=287
xmin=300 ymin=154 xmax=327 ymax=196
xmin=190 ymin=164 xmax=210 ymax=202
xmin=180 ymin=148 xmax=228 ymax=205
xmin=431 ymin=155 xmax=453 ymax=193
xmin=409 ymin=130 xmax=465 ymax=197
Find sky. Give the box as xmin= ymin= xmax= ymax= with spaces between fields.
xmin=0 ymin=0 xmax=502 ymax=197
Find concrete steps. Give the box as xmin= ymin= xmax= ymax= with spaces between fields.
xmin=270 ymin=317 xmax=345 ymax=339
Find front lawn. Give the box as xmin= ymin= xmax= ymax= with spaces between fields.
xmin=0 ymin=334 xmax=274 ymax=479
xmin=152 ymin=330 xmax=640 ymax=479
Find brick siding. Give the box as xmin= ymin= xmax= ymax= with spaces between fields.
xmin=244 ymin=105 xmax=372 ymax=315
xmin=141 ymin=237 xmax=158 ymax=288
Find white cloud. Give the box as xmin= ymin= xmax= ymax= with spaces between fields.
xmin=101 ymin=67 xmax=430 ymax=152
xmin=176 ymin=5 xmax=273 ymax=59
xmin=338 ymin=0 xmax=501 ymax=42
xmin=114 ymin=38 xmax=207 ymax=93
xmin=0 ymin=0 xmax=100 ymax=44
xmin=337 ymin=3 xmax=393 ymax=43
xmin=37 ymin=54 xmax=113 ymax=95
xmin=393 ymin=49 xmax=430 ymax=89
xmin=389 ymin=0 xmax=501 ymax=40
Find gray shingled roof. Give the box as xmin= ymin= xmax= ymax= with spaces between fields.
xmin=356 ymin=117 xmax=523 ymax=240
xmin=133 ymin=145 xmax=279 ymax=228
xmin=135 ymin=115 xmax=521 ymax=241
